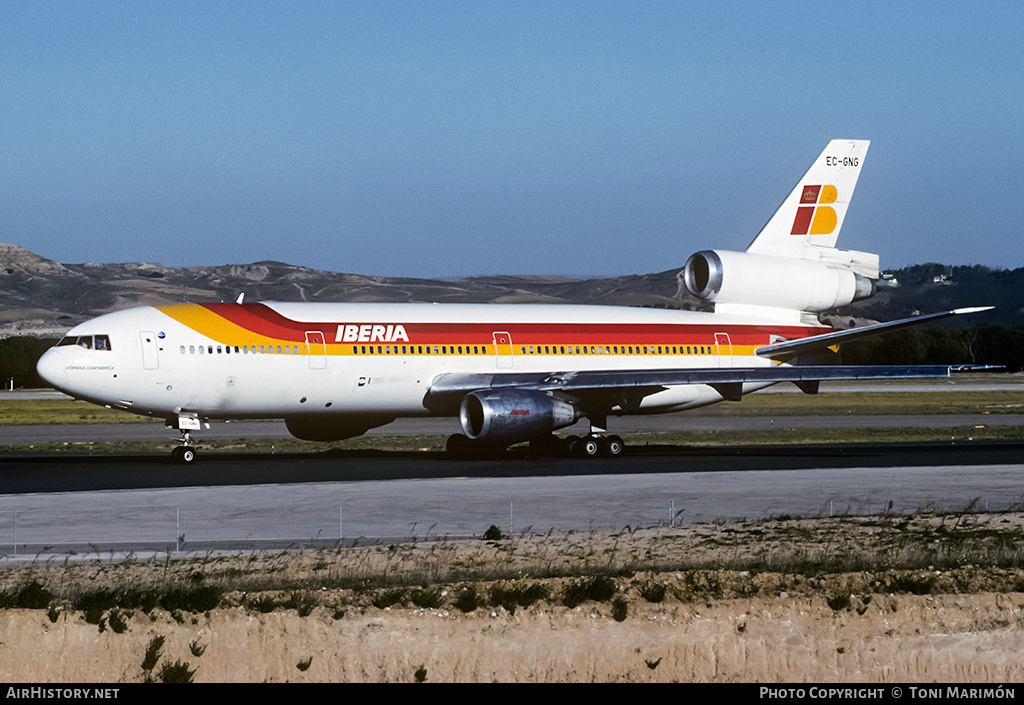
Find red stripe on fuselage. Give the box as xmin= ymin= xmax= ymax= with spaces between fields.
xmin=198 ymin=304 xmax=828 ymax=345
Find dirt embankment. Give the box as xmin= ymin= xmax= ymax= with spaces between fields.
xmin=3 ymin=514 xmax=1024 ymax=682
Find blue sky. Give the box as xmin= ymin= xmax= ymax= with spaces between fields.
xmin=4 ymin=1 xmax=1022 ymax=278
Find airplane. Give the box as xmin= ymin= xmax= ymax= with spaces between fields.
xmin=35 ymin=139 xmax=992 ymax=463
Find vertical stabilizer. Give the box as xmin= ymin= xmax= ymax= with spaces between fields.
xmin=746 ymin=139 xmax=869 ymax=258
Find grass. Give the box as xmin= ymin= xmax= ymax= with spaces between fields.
xmin=4 ymin=387 xmax=1024 ymax=428
xmin=0 ymin=399 xmax=161 ymax=425
xmin=5 ymin=510 xmax=1024 ymax=628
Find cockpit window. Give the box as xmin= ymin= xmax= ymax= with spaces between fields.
xmin=55 ymin=335 xmax=112 ymax=351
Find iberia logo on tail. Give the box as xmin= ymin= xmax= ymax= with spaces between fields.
xmin=790 ymin=184 xmax=838 ymax=235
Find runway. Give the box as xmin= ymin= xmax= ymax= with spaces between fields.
xmin=1 ymin=440 xmax=1022 ymax=560
xmin=5 ymin=412 xmax=1024 ymax=445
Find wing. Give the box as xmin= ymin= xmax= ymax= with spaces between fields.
xmin=426 ymin=362 xmax=972 ymax=413
xmin=755 ymin=307 xmax=993 ymax=361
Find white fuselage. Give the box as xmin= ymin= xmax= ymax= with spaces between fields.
xmin=36 ymin=301 xmax=826 ymax=424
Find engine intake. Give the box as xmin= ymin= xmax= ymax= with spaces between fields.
xmin=683 ymin=249 xmax=876 ymax=313
xmin=460 ymin=389 xmax=579 ymax=443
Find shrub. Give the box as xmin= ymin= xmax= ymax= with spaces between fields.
xmin=612 ymin=597 xmax=628 ymax=622
xmin=490 ymin=582 xmax=549 ymax=614
xmin=410 ymin=588 xmax=443 ymax=609
xmin=562 ymin=576 xmax=617 ymax=608
xmin=483 ymin=525 xmax=503 ymax=541
xmin=158 ymin=660 xmax=195 ymax=683
xmin=372 ymin=589 xmax=407 ymax=609
xmin=160 ymin=586 xmax=222 ymax=613
xmin=248 ymin=595 xmax=278 ymax=613
xmin=142 ymin=636 xmax=165 ymax=672
xmin=640 ymin=582 xmax=666 ymax=603
xmin=108 ymin=609 xmax=129 ymax=634
xmin=455 ymin=586 xmax=481 ymax=613
xmin=13 ymin=581 xmax=53 ymax=610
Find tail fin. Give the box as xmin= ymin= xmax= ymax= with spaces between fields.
xmin=746 ymin=139 xmax=870 ymax=258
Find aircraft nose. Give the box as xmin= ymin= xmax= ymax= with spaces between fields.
xmin=36 ymin=347 xmax=67 ymax=390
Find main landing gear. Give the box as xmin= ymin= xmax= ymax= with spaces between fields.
xmin=446 ymin=432 xmax=626 ymax=459
xmin=563 ymin=434 xmax=625 ymax=458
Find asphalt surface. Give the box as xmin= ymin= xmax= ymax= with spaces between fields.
xmin=0 ymin=440 xmax=1022 ymax=559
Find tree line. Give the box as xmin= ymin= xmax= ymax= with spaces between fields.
xmin=840 ymin=325 xmax=1024 ymax=372
xmin=0 ymin=338 xmax=58 ymax=389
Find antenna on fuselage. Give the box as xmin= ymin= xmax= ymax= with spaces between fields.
xmin=236 ymin=293 xmax=244 ymax=304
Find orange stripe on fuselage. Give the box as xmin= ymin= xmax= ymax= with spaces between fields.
xmin=155 ymin=303 xmax=830 ymax=353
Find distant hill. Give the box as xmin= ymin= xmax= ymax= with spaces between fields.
xmin=0 ymin=243 xmax=702 ymax=337
xmin=827 ymin=263 xmax=1024 ymax=329
xmin=0 ymin=243 xmax=1020 ymax=338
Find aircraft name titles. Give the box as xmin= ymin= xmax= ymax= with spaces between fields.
xmin=335 ymin=324 xmax=410 ymax=343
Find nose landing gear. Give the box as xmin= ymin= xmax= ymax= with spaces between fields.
xmin=167 ymin=414 xmax=204 ymax=464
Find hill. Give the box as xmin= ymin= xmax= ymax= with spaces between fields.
xmin=0 ymin=243 xmax=698 ymax=338
xmin=1 ymin=243 xmax=1021 ymax=339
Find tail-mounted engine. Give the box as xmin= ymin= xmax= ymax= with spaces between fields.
xmin=460 ymin=389 xmax=580 ymax=443
xmin=683 ymin=249 xmax=878 ymax=314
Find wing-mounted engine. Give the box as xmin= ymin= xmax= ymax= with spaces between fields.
xmin=460 ymin=389 xmax=580 ymax=443
xmin=683 ymin=248 xmax=878 ymax=318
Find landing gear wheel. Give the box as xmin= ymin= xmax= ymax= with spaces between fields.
xmin=563 ymin=435 xmax=581 ymax=457
xmin=602 ymin=435 xmax=625 ymax=457
xmin=575 ymin=435 xmax=601 ymax=458
xmin=171 ymin=446 xmax=197 ymax=464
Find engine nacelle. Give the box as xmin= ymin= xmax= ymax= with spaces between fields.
xmin=285 ymin=415 xmax=395 ymax=441
xmin=460 ymin=389 xmax=579 ymax=443
xmin=683 ymin=249 xmax=876 ymax=313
